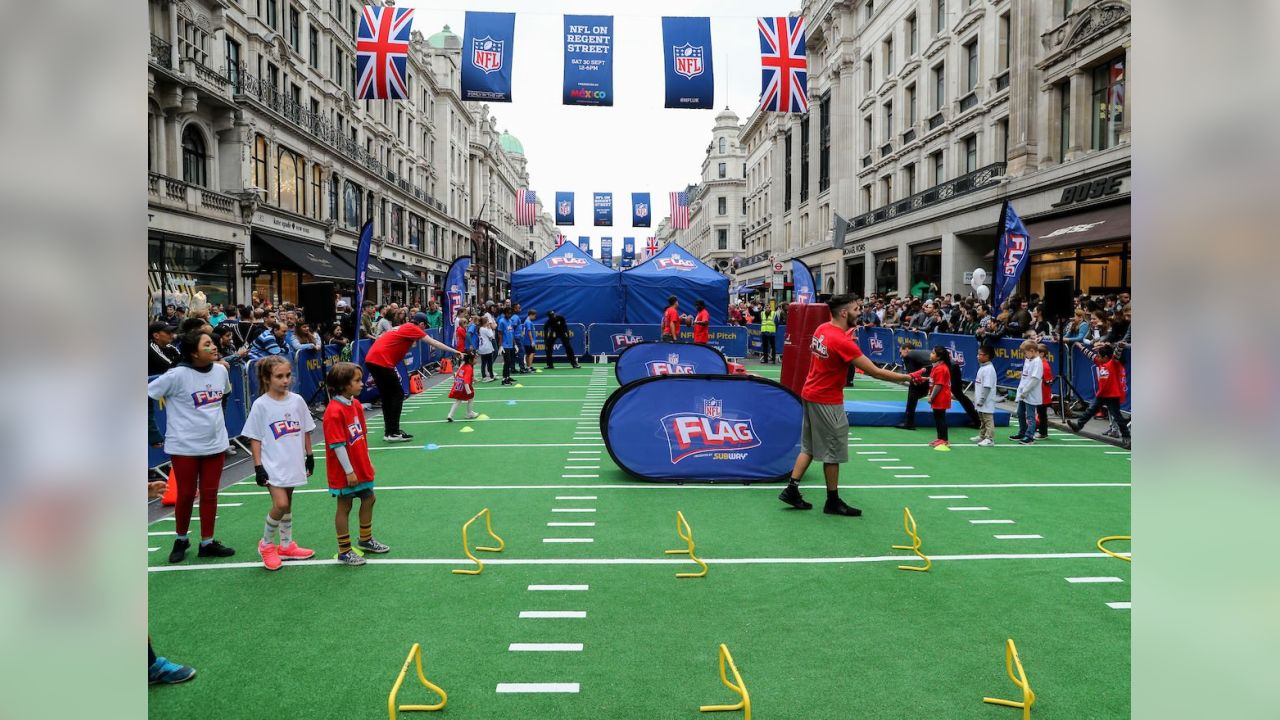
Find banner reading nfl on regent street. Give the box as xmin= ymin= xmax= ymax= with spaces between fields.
xmin=563 ymin=15 xmax=614 ymax=107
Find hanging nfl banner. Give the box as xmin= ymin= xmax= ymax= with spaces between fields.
xmin=594 ymin=192 xmax=613 ymax=226
xmin=601 ymin=237 xmax=614 ymax=268
xmin=563 ymin=15 xmax=614 ymax=107
xmin=461 ymin=11 xmax=515 ymax=102
xmin=554 ymin=191 xmax=575 ymax=225
xmin=631 ymin=192 xmax=652 ymax=227
xmin=661 ymin=17 xmax=714 ymax=109
xmin=578 ymin=236 xmax=590 ymax=253
xmin=622 ymin=237 xmax=636 ymax=269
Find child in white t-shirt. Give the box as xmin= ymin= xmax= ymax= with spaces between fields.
xmin=244 ymin=356 xmax=317 ymax=570
xmin=972 ymin=345 xmax=998 ymax=446
xmin=1012 ymin=340 xmax=1044 ymax=445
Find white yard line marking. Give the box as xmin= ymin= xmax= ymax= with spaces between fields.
xmin=555 ymin=496 xmax=598 ymax=500
xmin=948 ymin=506 xmax=991 ymax=511
xmin=528 ymin=585 xmax=589 ymax=591
xmin=543 ymin=538 xmax=594 ymax=543
xmin=551 ymin=508 xmax=597 ymax=513
xmin=994 ymin=534 xmax=1043 ymax=539
xmin=148 ymin=547 xmax=160 ymax=552
xmin=547 ymin=522 xmax=596 ymax=527
xmin=856 ymin=451 xmax=887 ymax=455
xmin=894 ymin=474 xmax=931 ymax=478
xmin=1106 ymin=601 xmax=1132 ymax=610
xmin=1066 ymin=577 xmax=1124 ymax=583
xmin=929 ymin=495 xmax=968 ymax=499
xmin=215 ymin=482 xmax=1129 ymax=497
xmin=508 ymin=644 xmax=584 ymax=652
xmin=569 ymin=450 xmax=602 ymax=454
xmin=148 ymin=551 xmax=1134 ymax=574
xmin=496 ymin=683 xmax=581 ymax=693
xmin=148 ymin=531 xmax=174 ymax=536
xmin=847 ymin=442 xmax=1120 ymax=449
xmin=970 ymin=519 xmax=1016 ymax=524
xmin=563 ymin=467 xmax=601 ymax=470
xmin=192 ymin=503 xmax=242 ymax=508
xmin=561 ymin=474 xmax=600 ymax=478
xmin=519 ymin=611 xmax=587 ymax=619
xmin=1104 ymin=451 xmax=1132 ymax=455
xmin=369 ymin=417 xmax=588 ymax=425
xmin=881 ymin=466 xmax=914 ymax=470
xmin=372 ymin=443 xmax=607 ymax=451
xmin=867 ymin=458 xmax=902 ymax=462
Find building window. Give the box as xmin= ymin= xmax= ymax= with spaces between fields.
xmin=819 ymin=93 xmax=831 ymax=192
xmin=266 ymin=0 xmax=278 ymax=29
xmin=865 ymin=0 xmax=874 ymax=21
xmin=334 ymin=48 xmax=344 ymax=87
xmin=718 ymin=196 xmax=727 ymax=215
xmin=997 ymin=118 xmax=1009 ymax=161
xmin=964 ymin=40 xmax=978 ymax=92
xmin=875 ymin=250 xmax=898 ymax=295
xmin=717 ymin=228 xmax=728 ymax=250
xmin=288 ymin=6 xmax=300 ymax=50
xmin=391 ymin=204 xmax=404 ymax=245
xmin=881 ymin=175 xmax=893 ymax=204
xmin=863 ymin=115 xmax=873 ymax=152
xmin=225 ymin=38 xmax=241 ymax=92
xmin=931 ymin=150 xmax=945 ymax=184
xmin=310 ymin=27 xmax=320 ymax=69
xmin=181 ymin=125 xmax=207 ymax=187
xmin=861 ymin=184 xmax=872 ymax=213
xmin=328 ymin=173 xmax=338 ymax=220
xmin=343 ymin=180 xmax=362 ymax=228
xmin=932 ymin=63 xmax=945 ymax=112
xmin=963 ymin=134 xmax=978 ymax=172
xmin=349 ymin=5 xmax=358 ymax=38
xmin=883 ymin=101 xmax=893 ymax=141
xmin=719 ymin=137 xmax=727 ymax=154
xmin=252 ymin=134 xmax=268 ymax=200
xmin=800 ymin=117 xmax=810 ymax=202
xmin=908 ymin=14 xmax=918 ymax=56
xmin=311 ymin=166 xmax=323 ymax=219
xmin=1058 ymin=79 xmax=1072 ymax=160
xmin=935 ymin=0 xmax=946 ymax=34
xmin=907 ymin=84 xmax=918 ymax=126
xmin=1091 ymin=55 xmax=1125 ymax=150
xmin=1062 ymin=0 xmax=1074 ymax=21
xmin=998 ymin=13 xmax=1011 ymax=71
xmin=718 ymin=162 xmax=727 ymax=179
xmin=864 ymin=55 xmax=873 ymax=93
xmin=277 ymin=148 xmax=304 ymax=213
xmin=784 ymin=131 xmax=793 ymax=212
xmin=904 ymin=163 xmax=917 ymax=196
xmin=884 ymin=37 xmax=894 ymax=77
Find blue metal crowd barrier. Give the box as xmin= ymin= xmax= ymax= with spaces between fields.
xmin=744 ymin=323 xmax=786 ymax=354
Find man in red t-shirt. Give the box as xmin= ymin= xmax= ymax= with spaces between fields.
xmin=364 ymin=312 xmax=461 ymax=443
xmin=692 ymin=300 xmax=711 ymax=344
xmin=661 ymin=296 xmax=684 ymax=341
xmin=779 ymin=295 xmax=914 ymax=516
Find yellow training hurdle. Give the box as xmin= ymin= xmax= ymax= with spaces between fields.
xmin=891 ymin=506 xmax=932 ymax=572
xmin=699 ymin=643 xmax=751 ymax=720
xmin=983 ymin=638 xmax=1036 ymax=720
xmin=664 ymin=510 xmax=708 ymax=578
xmin=387 ymin=643 xmax=447 ymax=719
xmin=1096 ymin=535 xmax=1131 ymax=562
xmin=452 ymin=507 xmax=505 ymax=575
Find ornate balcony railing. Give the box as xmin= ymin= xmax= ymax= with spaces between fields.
xmin=150 ymin=34 xmax=172 ymax=69
xmin=849 ymin=162 xmax=1006 ymax=232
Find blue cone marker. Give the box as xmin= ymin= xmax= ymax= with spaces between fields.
xmin=424 ymin=443 xmax=439 ymax=451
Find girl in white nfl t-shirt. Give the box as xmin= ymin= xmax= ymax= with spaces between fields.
xmin=244 ymin=356 xmax=317 ymax=571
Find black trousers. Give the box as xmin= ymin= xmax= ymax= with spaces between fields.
xmin=951 ymin=382 xmax=981 ymax=425
xmin=545 ymin=331 xmax=577 ymax=367
xmin=1036 ymin=403 xmax=1050 ymax=437
xmin=502 ymin=347 xmax=516 ymax=380
xmin=366 ymin=363 xmax=403 ymax=435
xmin=761 ymin=332 xmax=777 ymax=363
xmin=903 ymin=380 xmax=929 ymax=427
xmin=1079 ymin=396 xmax=1130 ymax=437
xmin=933 ymin=408 xmax=949 ymax=442
xmin=480 ymin=351 xmax=496 ymax=378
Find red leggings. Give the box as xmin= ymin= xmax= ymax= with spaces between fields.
xmin=170 ymin=454 xmax=224 ymax=539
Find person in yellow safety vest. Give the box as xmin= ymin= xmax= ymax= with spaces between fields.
xmin=759 ymin=301 xmax=779 ymax=364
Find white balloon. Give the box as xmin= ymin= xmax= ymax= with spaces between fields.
xmin=976 ymin=284 xmax=990 ymax=301
xmin=972 ymin=268 xmax=987 ymax=285
xmin=970 ymin=275 xmax=982 ymax=291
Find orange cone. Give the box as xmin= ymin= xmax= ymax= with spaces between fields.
xmin=441 ymin=357 xmax=453 ymax=374
xmin=161 ymin=467 xmax=177 ymax=506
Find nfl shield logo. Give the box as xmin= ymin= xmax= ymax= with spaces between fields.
xmin=558 ymin=200 xmax=571 ymax=216
xmin=673 ymin=43 xmax=704 ymax=79
xmin=702 ymin=397 xmax=722 ymax=418
xmin=472 ymin=36 xmax=504 ymax=74
xmin=668 ymin=353 xmax=680 ymax=365
xmin=636 ymin=203 xmax=649 ymax=219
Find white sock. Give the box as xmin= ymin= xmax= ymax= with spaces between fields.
xmin=448 ymin=400 xmax=460 ymax=419
xmin=466 ymin=400 xmax=474 ymax=415
xmin=263 ymin=516 xmax=280 ymax=544
xmin=279 ymin=514 xmax=293 ymax=546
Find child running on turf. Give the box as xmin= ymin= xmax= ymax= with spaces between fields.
xmin=323 ymin=362 xmax=388 ymax=566
xmin=1011 ymin=340 xmax=1044 ymax=445
xmin=925 ymin=346 xmax=954 ymax=451
xmin=1068 ymin=341 xmax=1131 ymax=448
xmin=243 ymin=355 xmax=316 ymax=571
xmin=973 ymin=345 xmax=998 ymax=446
xmin=1036 ymin=343 xmax=1053 ymax=439
xmin=446 ymin=350 xmax=480 ymax=422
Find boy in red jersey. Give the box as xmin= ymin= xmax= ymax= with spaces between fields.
xmin=323 ymin=362 xmax=388 ymax=566
xmin=1036 ymin=343 xmax=1054 ymax=439
xmin=779 ymin=295 xmax=915 ymax=516
xmin=692 ymin=300 xmax=711 ymax=344
xmin=1068 ymin=342 xmax=1131 ymax=448
xmin=661 ymin=296 xmax=685 ymax=341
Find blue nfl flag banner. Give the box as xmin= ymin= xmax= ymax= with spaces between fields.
xmin=352 ymin=220 xmax=374 ymax=363
xmin=563 ymin=15 xmax=614 ymax=107
xmin=594 ymin=192 xmax=613 ymax=226
xmin=791 ymin=258 xmax=817 ymax=303
xmin=661 ymin=17 xmax=715 ymax=109
xmin=355 ymin=6 xmax=414 ymax=99
xmin=442 ymin=255 xmax=471 ymax=359
xmin=578 ymin=236 xmax=591 ymax=253
xmin=631 ymin=192 xmax=651 ymax=227
xmin=601 ymin=237 xmax=613 ymax=268
xmin=993 ymin=201 xmax=1031 ymax=309
xmin=554 ymin=191 xmax=575 ymax=225
xmin=461 ymin=11 xmax=515 ymax=102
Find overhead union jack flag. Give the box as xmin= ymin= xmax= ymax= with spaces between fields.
xmin=669 ymin=191 xmax=689 ymax=229
xmin=645 ymin=237 xmax=659 ymax=257
xmin=356 ymin=6 xmax=415 ymax=100
xmin=757 ymin=16 xmax=808 ymax=113
xmin=516 ymin=189 xmax=538 ymax=227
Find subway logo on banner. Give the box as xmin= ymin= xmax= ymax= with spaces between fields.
xmin=661 ymin=398 xmax=761 ymax=463
xmin=655 ymin=253 xmax=697 ymax=271
xmin=547 ymin=254 xmax=588 ymax=269
xmin=612 ymin=330 xmax=645 ymax=352
xmin=191 ymin=386 xmax=223 ymax=409
xmin=646 ymin=353 xmax=695 ymax=376
xmin=1002 ymin=233 xmax=1028 ymax=276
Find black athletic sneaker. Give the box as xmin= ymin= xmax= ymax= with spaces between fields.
xmin=168 ymin=537 xmax=190 ymax=564
xmin=823 ymin=499 xmax=863 ymax=517
xmin=445 ymin=417 xmax=454 ymax=423
xmin=1009 ymin=433 xmax=1026 ymax=441
xmin=197 ymin=539 xmax=235 ymax=558
xmin=384 ymin=431 xmax=414 ymax=443
xmin=778 ymin=484 xmax=813 ymax=510
xmin=894 ymin=423 xmax=917 ymax=431
xmin=1066 ymin=420 xmax=1082 ymax=433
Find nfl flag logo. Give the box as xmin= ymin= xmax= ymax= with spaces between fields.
xmin=472 ymin=36 xmax=504 ymax=74
xmin=558 ymin=200 xmax=571 ymax=216
xmin=636 ymin=203 xmax=649 ymax=219
xmin=673 ymin=43 xmax=704 ymax=79
xmin=703 ymin=397 xmax=723 ymax=419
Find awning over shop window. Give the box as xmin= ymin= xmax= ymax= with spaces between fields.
xmin=983 ymin=202 xmax=1130 ymax=259
xmin=381 ymin=259 xmax=417 ymax=284
xmin=331 ymin=248 xmax=402 ymax=283
xmin=253 ymin=231 xmax=350 ymax=281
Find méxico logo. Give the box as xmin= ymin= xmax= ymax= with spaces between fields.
xmin=661 ymin=397 xmax=761 ymax=463
xmin=656 ymin=253 xmax=697 ymax=271
xmin=1002 ymin=232 xmax=1027 ymax=276
xmin=547 ymin=255 xmax=588 ymax=269
xmin=673 ymin=43 xmax=704 ymax=78
xmin=471 ymin=36 xmax=504 ymax=74
xmin=269 ymin=416 xmax=303 ymax=440
xmin=646 ymin=353 xmax=696 ymax=377
xmin=612 ymin=330 xmax=644 ymax=352
xmin=191 ymin=386 xmax=223 ymax=409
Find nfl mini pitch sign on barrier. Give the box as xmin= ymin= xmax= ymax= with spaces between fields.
xmin=1097 ymin=535 xmax=1132 ymax=562
xmin=663 ymin=511 xmax=708 ymax=578
xmin=700 ymin=644 xmax=751 ymax=720
xmin=387 ymin=643 xmax=447 ymax=719
xmin=983 ymin=638 xmax=1037 ymax=720
xmin=891 ymin=507 xmax=931 ymax=572
xmin=452 ymin=508 xmax=505 ymax=575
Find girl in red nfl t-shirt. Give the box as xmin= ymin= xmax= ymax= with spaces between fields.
xmin=322 ymin=362 xmax=387 ymax=566
xmin=447 ymin=350 xmax=479 ymax=422
xmin=911 ymin=346 xmax=954 ymax=451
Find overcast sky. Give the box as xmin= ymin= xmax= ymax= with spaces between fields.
xmin=404 ymin=0 xmax=799 ymax=252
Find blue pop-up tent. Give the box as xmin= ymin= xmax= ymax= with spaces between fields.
xmin=512 ymin=243 xmax=624 ymax=325
xmin=621 ymin=242 xmax=730 ymax=324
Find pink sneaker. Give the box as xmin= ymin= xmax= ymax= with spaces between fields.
xmin=277 ymin=541 xmax=315 ymax=561
xmin=928 ymin=439 xmax=942 ymax=447
xmin=258 ymin=540 xmax=282 ymax=571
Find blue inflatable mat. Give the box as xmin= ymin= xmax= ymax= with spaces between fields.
xmin=844 ymin=400 xmax=1011 ymax=427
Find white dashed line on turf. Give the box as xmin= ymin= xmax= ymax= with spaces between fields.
xmin=868 ymin=458 xmax=901 ymax=462
xmin=948 ymin=506 xmax=991 ymax=511
xmin=882 ymin=466 xmax=915 ymax=470
xmin=561 ymin=474 xmax=600 ymax=479
xmin=551 ymin=508 xmax=597 ymax=513
xmin=1106 ymin=601 xmax=1131 ymax=610
xmin=519 ymin=610 xmax=587 ymax=619
xmin=509 ymin=644 xmax=584 ymax=652
xmin=528 ymin=585 xmax=589 ymax=591
xmin=1066 ymin=577 xmax=1124 ymax=583
xmin=569 ymin=450 xmax=601 ymax=454
xmin=929 ymin=495 xmax=967 ymax=499
xmin=856 ymin=451 xmax=886 ymax=455
xmin=994 ymin=534 xmax=1043 ymax=539
xmin=148 ymin=547 xmax=160 ymax=552
xmin=543 ymin=538 xmax=595 ymax=543
xmin=970 ymin=519 xmax=1016 ymax=524
xmin=496 ymin=683 xmax=581 ymax=693
xmin=555 ymin=496 xmax=598 ymax=500
xmin=895 ymin=474 xmax=930 ymax=478
xmin=547 ymin=522 xmax=595 ymax=527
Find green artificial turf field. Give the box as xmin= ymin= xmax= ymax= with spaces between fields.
xmin=148 ymin=362 xmax=1131 ymax=719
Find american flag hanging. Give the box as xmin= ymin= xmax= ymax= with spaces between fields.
xmin=516 ymin=189 xmax=538 ymax=227
xmin=757 ymin=16 xmax=808 ymax=113
xmin=356 ymin=6 xmax=414 ymax=100
xmin=645 ymin=237 xmax=659 ymax=257
xmin=669 ymin=191 xmax=689 ymax=229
